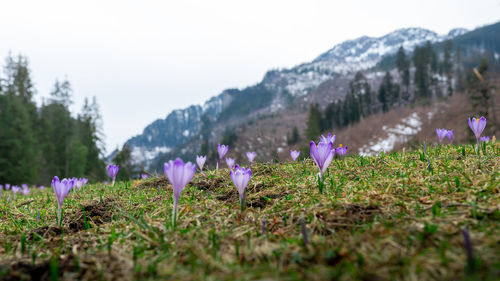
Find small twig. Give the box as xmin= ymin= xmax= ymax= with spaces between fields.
xmin=16 ymin=199 xmax=34 ymax=208
xmin=327 ymin=223 xmax=364 ymax=228
xmin=418 ymin=203 xmax=493 ymax=214
xmin=300 ymin=218 xmax=309 ymax=246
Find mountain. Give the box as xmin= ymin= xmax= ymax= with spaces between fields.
xmin=119 ymin=23 xmax=500 ymax=170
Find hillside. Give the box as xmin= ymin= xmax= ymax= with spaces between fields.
xmin=120 ymin=24 xmax=487 ymax=170
xmin=1 ymin=144 xmax=499 ymax=280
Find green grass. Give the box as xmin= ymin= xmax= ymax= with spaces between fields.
xmin=0 ymin=143 xmax=499 ymax=280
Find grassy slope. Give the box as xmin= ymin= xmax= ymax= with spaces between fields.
xmin=0 ymin=143 xmax=499 ymax=280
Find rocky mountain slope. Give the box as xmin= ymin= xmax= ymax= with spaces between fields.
xmin=120 ymin=22 xmax=500 ymax=170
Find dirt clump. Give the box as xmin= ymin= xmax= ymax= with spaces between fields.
xmin=28 ymin=198 xmax=118 ymax=240
xmin=0 ymin=252 xmax=132 ymax=281
xmin=315 ymin=204 xmax=381 ymax=234
xmin=65 ymin=198 xmax=117 ymax=232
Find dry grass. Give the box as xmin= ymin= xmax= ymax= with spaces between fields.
xmin=0 ymin=143 xmax=499 ymax=280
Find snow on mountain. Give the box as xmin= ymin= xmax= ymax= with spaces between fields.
xmin=120 ymin=27 xmax=466 ymax=168
xmin=125 ymin=92 xmax=233 ymax=167
xmin=447 ymin=28 xmax=468 ymax=38
xmin=264 ymin=28 xmax=457 ymax=97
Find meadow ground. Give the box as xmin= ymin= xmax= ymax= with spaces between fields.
xmin=0 ymin=143 xmax=499 ymax=280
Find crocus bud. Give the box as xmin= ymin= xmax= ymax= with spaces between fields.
xmin=230 ymin=164 xmax=252 ymax=211
xmin=290 ymin=150 xmax=300 ymax=162
xmin=246 ymin=152 xmax=256 ymax=163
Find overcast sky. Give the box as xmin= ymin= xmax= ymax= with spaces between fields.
xmin=1 ymin=0 xmax=499 ymax=153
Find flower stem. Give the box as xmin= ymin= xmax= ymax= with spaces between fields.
xmin=318 ymin=173 xmax=324 ymax=194
xmin=57 ymin=206 xmax=61 ymax=226
xmin=240 ymin=192 xmax=246 ymax=212
xmin=172 ymin=202 xmax=178 ymax=229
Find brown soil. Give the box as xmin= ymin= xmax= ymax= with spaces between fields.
xmin=134 ymin=176 xmax=170 ymax=190
xmin=192 ymin=175 xmax=225 ymax=191
xmin=1 ymin=252 xmax=132 ymax=281
xmin=28 ymin=198 xmax=117 ymax=240
xmin=315 ymin=204 xmax=381 ymax=234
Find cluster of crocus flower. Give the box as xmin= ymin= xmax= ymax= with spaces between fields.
xmin=51 ymin=176 xmax=75 ymax=225
xmin=22 ymin=185 xmax=30 ymax=196
xmin=141 ymin=173 xmax=149 ymax=179
xmin=107 ymin=165 xmax=119 ymax=186
xmin=335 ymin=144 xmax=347 ymax=159
xmin=436 ymin=128 xmax=453 ymax=144
xmin=310 ymin=140 xmax=335 ymax=181
xmin=468 ymin=117 xmax=487 ymax=147
xmin=480 ymin=136 xmax=490 ymax=142
xmin=12 ymin=185 xmax=21 ymax=197
xmin=230 ymin=164 xmax=252 ymax=211
xmin=164 ymin=158 xmax=196 ymax=227
xmin=0 ymin=183 xmax=35 ymax=198
xmin=73 ymin=178 xmax=88 ymax=190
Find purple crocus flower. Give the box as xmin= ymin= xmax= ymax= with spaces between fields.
xmin=335 ymin=145 xmax=347 ymax=159
xmin=310 ymin=141 xmax=335 ymax=180
xmin=107 ymin=164 xmax=119 ymax=186
xmin=446 ymin=130 xmax=454 ymax=144
xmin=141 ymin=173 xmax=149 ymax=179
xmin=246 ymin=152 xmax=256 ymax=163
xmin=225 ymin=157 xmax=235 ymax=169
xmin=319 ymin=133 xmax=336 ymax=145
xmin=290 ymin=150 xmax=300 ymax=162
xmin=0 ymin=185 xmax=3 ymax=191
xmin=217 ymin=144 xmax=229 ymax=170
xmin=230 ymin=164 xmax=252 ymax=211
xmin=22 ymin=186 xmax=30 ymax=196
xmin=436 ymin=128 xmax=448 ymax=144
xmin=196 ymin=155 xmax=206 ymax=172
xmin=480 ymin=136 xmax=490 ymax=142
xmin=39 ymin=185 xmax=45 ymax=190
xmin=74 ymin=178 xmax=88 ymax=190
xmin=12 ymin=185 xmax=20 ymax=195
xmin=468 ymin=117 xmax=487 ymax=145
xmin=51 ymin=176 xmax=73 ymax=225
xmin=5 ymin=184 xmax=10 ymax=190
xmin=21 ymin=184 xmax=28 ymax=189
xmin=164 ymin=158 xmax=196 ymax=226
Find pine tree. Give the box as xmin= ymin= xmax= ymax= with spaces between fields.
xmin=0 ymin=55 xmax=39 ymax=184
xmin=78 ymin=97 xmax=106 ymax=181
xmin=442 ymin=40 xmax=453 ymax=96
xmin=455 ymin=45 xmax=465 ymax=91
xmin=395 ymin=47 xmax=410 ymax=100
xmin=468 ymin=59 xmax=492 ymax=118
xmin=0 ymin=94 xmax=38 ymax=183
xmin=112 ymin=145 xmax=134 ymax=181
xmin=287 ymin=126 xmax=300 ymax=145
xmin=306 ymin=104 xmax=321 ymax=140
xmin=378 ymin=78 xmax=388 ymax=113
xmin=413 ymin=44 xmax=431 ymax=100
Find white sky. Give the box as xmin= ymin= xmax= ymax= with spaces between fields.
xmin=1 ymin=0 xmax=499 ymax=153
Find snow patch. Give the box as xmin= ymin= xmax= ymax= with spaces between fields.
xmin=359 ymin=112 xmax=422 ymax=156
xmin=131 ymin=146 xmax=171 ymax=167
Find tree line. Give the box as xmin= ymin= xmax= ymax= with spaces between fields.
xmin=304 ymin=40 xmax=470 ymax=140
xmin=0 ymin=54 xmax=107 ymax=185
